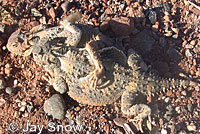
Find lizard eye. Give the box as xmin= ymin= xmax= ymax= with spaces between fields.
xmin=12 ymin=42 xmax=19 ymax=47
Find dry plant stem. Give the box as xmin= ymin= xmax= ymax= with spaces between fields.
xmin=188 ymin=1 xmax=200 ymax=11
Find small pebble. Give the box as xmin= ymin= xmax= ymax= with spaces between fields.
xmin=76 ymin=116 xmax=84 ymax=126
xmin=163 ymin=3 xmax=171 ymax=12
xmin=181 ymin=107 xmax=187 ymax=113
xmin=0 ymin=77 xmax=5 ymax=90
xmin=146 ymin=0 xmax=151 ymax=7
xmin=0 ymin=24 xmax=5 ymax=33
xmin=148 ymin=10 xmax=157 ymax=24
xmin=137 ymin=0 xmax=144 ymax=3
xmin=21 ymin=101 xmax=27 ymax=106
xmin=14 ymin=79 xmax=18 ymax=85
xmin=190 ymin=40 xmax=196 ymax=46
xmin=0 ymin=98 xmax=6 ymax=106
xmin=187 ymin=104 xmax=193 ymax=112
xmin=165 ymin=111 xmax=172 ymax=115
xmin=75 ymin=106 xmax=81 ymax=112
xmin=187 ymin=125 xmax=196 ymax=131
xmin=178 ymin=130 xmax=187 ymax=134
xmin=5 ymin=87 xmax=14 ymax=95
xmin=2 ymin=46 xmax=6 ymax=50
xmin=166 ymin=105 xmax=173 ymax=111
xmin=14 ymin=111 xmax=19 ymax=118
xmin=171 ymin=27 xmax=179 ymax=34
xmin=172 ymin=34 xmax=178 ymax=39
xmin=164 ymin=97 xmax=171 ymax=103
xmin=27 ymin=105 xmax=34 ymax=113
xmin=19 ymin=106 xmax=26 ymax=112
xmin=161 ymin=128 xmax=168 ymax=134
xmin=195 ymin=86 xmax=199 ymax=91
xmin=31 ymin=8 xmax=42 ymax=17
xmin=164 ymin=115 xmax=171 ymax=121
xmin=175 ymin=106 xmax=181 ymax=113
xmin=22 ymin=112 xmax=29 ymax=117
xmin=5 ymin=67 xmax=11 ymax=75
xmin=39 ymin=16 xmax=46 ymax=24
xmin=103 ymin=124 xmax=109 ymax=133
xmin=181 ymin=90 xmax=187 ymax=96
xmin=185 ymin=49 xmax=192 ymax=58
xmin=171 ymin=0 xmax=177 ymax=3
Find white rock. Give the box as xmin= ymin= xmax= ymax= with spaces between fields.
xmin=161 ymin=128 xmax=168 ymax=134
xmin=185 ymin=49 xmax=192 ymax=58
xmin=19 ymin=106 xmax=26 ymax=112
xmin=14 ymin=79 xmax=18 ymax=85
xmin=187 ymin=125 xmax=196 ymax=131
xmin=175 ymin=106 xmax=181 ymax=113
xmin=0 ymin=98 xmax=6 ymax=106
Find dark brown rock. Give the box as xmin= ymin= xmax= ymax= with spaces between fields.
xmin=110 ymin=16 xmax=134 ymax=37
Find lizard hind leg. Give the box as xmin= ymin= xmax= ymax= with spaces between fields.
xmin=121 ymin=89 xmax=151 ymax=133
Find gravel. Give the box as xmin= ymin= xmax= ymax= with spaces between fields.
xmin=5 ymin=87 xmax=15 ymax=95
xmin=1 ymin=0 xmax=200 ymax=133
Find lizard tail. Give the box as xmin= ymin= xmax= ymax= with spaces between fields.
xmin=158 ymin=77 xmax=199 ymax=93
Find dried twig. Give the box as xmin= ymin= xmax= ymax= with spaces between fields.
xmin=188 ymin=1 xmax=200 ymax=11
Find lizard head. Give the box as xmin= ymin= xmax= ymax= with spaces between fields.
xmin=7 ymin=29 xmax=33 ymax=56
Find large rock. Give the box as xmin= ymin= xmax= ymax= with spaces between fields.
xmin=128 ymin=2 xmax=145 ymax=23
xmin=109 ymin=16 xmax=134 ymax=37
xmin=44 ymin=94 xmax=66 ymax=120
xmin=130 ymin=29 xmax=155 ymax=54
xmin=167 ymin=47 xmax=182 ymax=62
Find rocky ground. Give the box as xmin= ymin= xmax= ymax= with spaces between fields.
xmin=0 ymin=0 xmax=200 ymax=134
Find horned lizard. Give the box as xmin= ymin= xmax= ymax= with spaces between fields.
xmin=45 ymin=46 xmax=199 ymax=132
xmin=7 ymin=12 xmax=117 ymax=91
xmin=6 ymin=12 xmax=200 ymax=132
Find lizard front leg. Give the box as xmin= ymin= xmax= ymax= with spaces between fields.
xmin=43 ymin=64 xmax=67 ymax=94
xmin=85 ymin=40 xmax=105 ymax=89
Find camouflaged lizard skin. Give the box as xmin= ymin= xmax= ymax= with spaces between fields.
xmin=6 ymin=12 xmax=199 ymax=122
xmin=56 ymin=48 xmax=199 ymax=108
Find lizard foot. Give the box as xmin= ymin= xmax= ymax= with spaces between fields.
xmin=43 ymin=70 xmax=67 ymax=94
xmin=88 ymin=68 xmax=104 ymax=89
xmin=128 ymin=104 xmax=151 ymax=133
